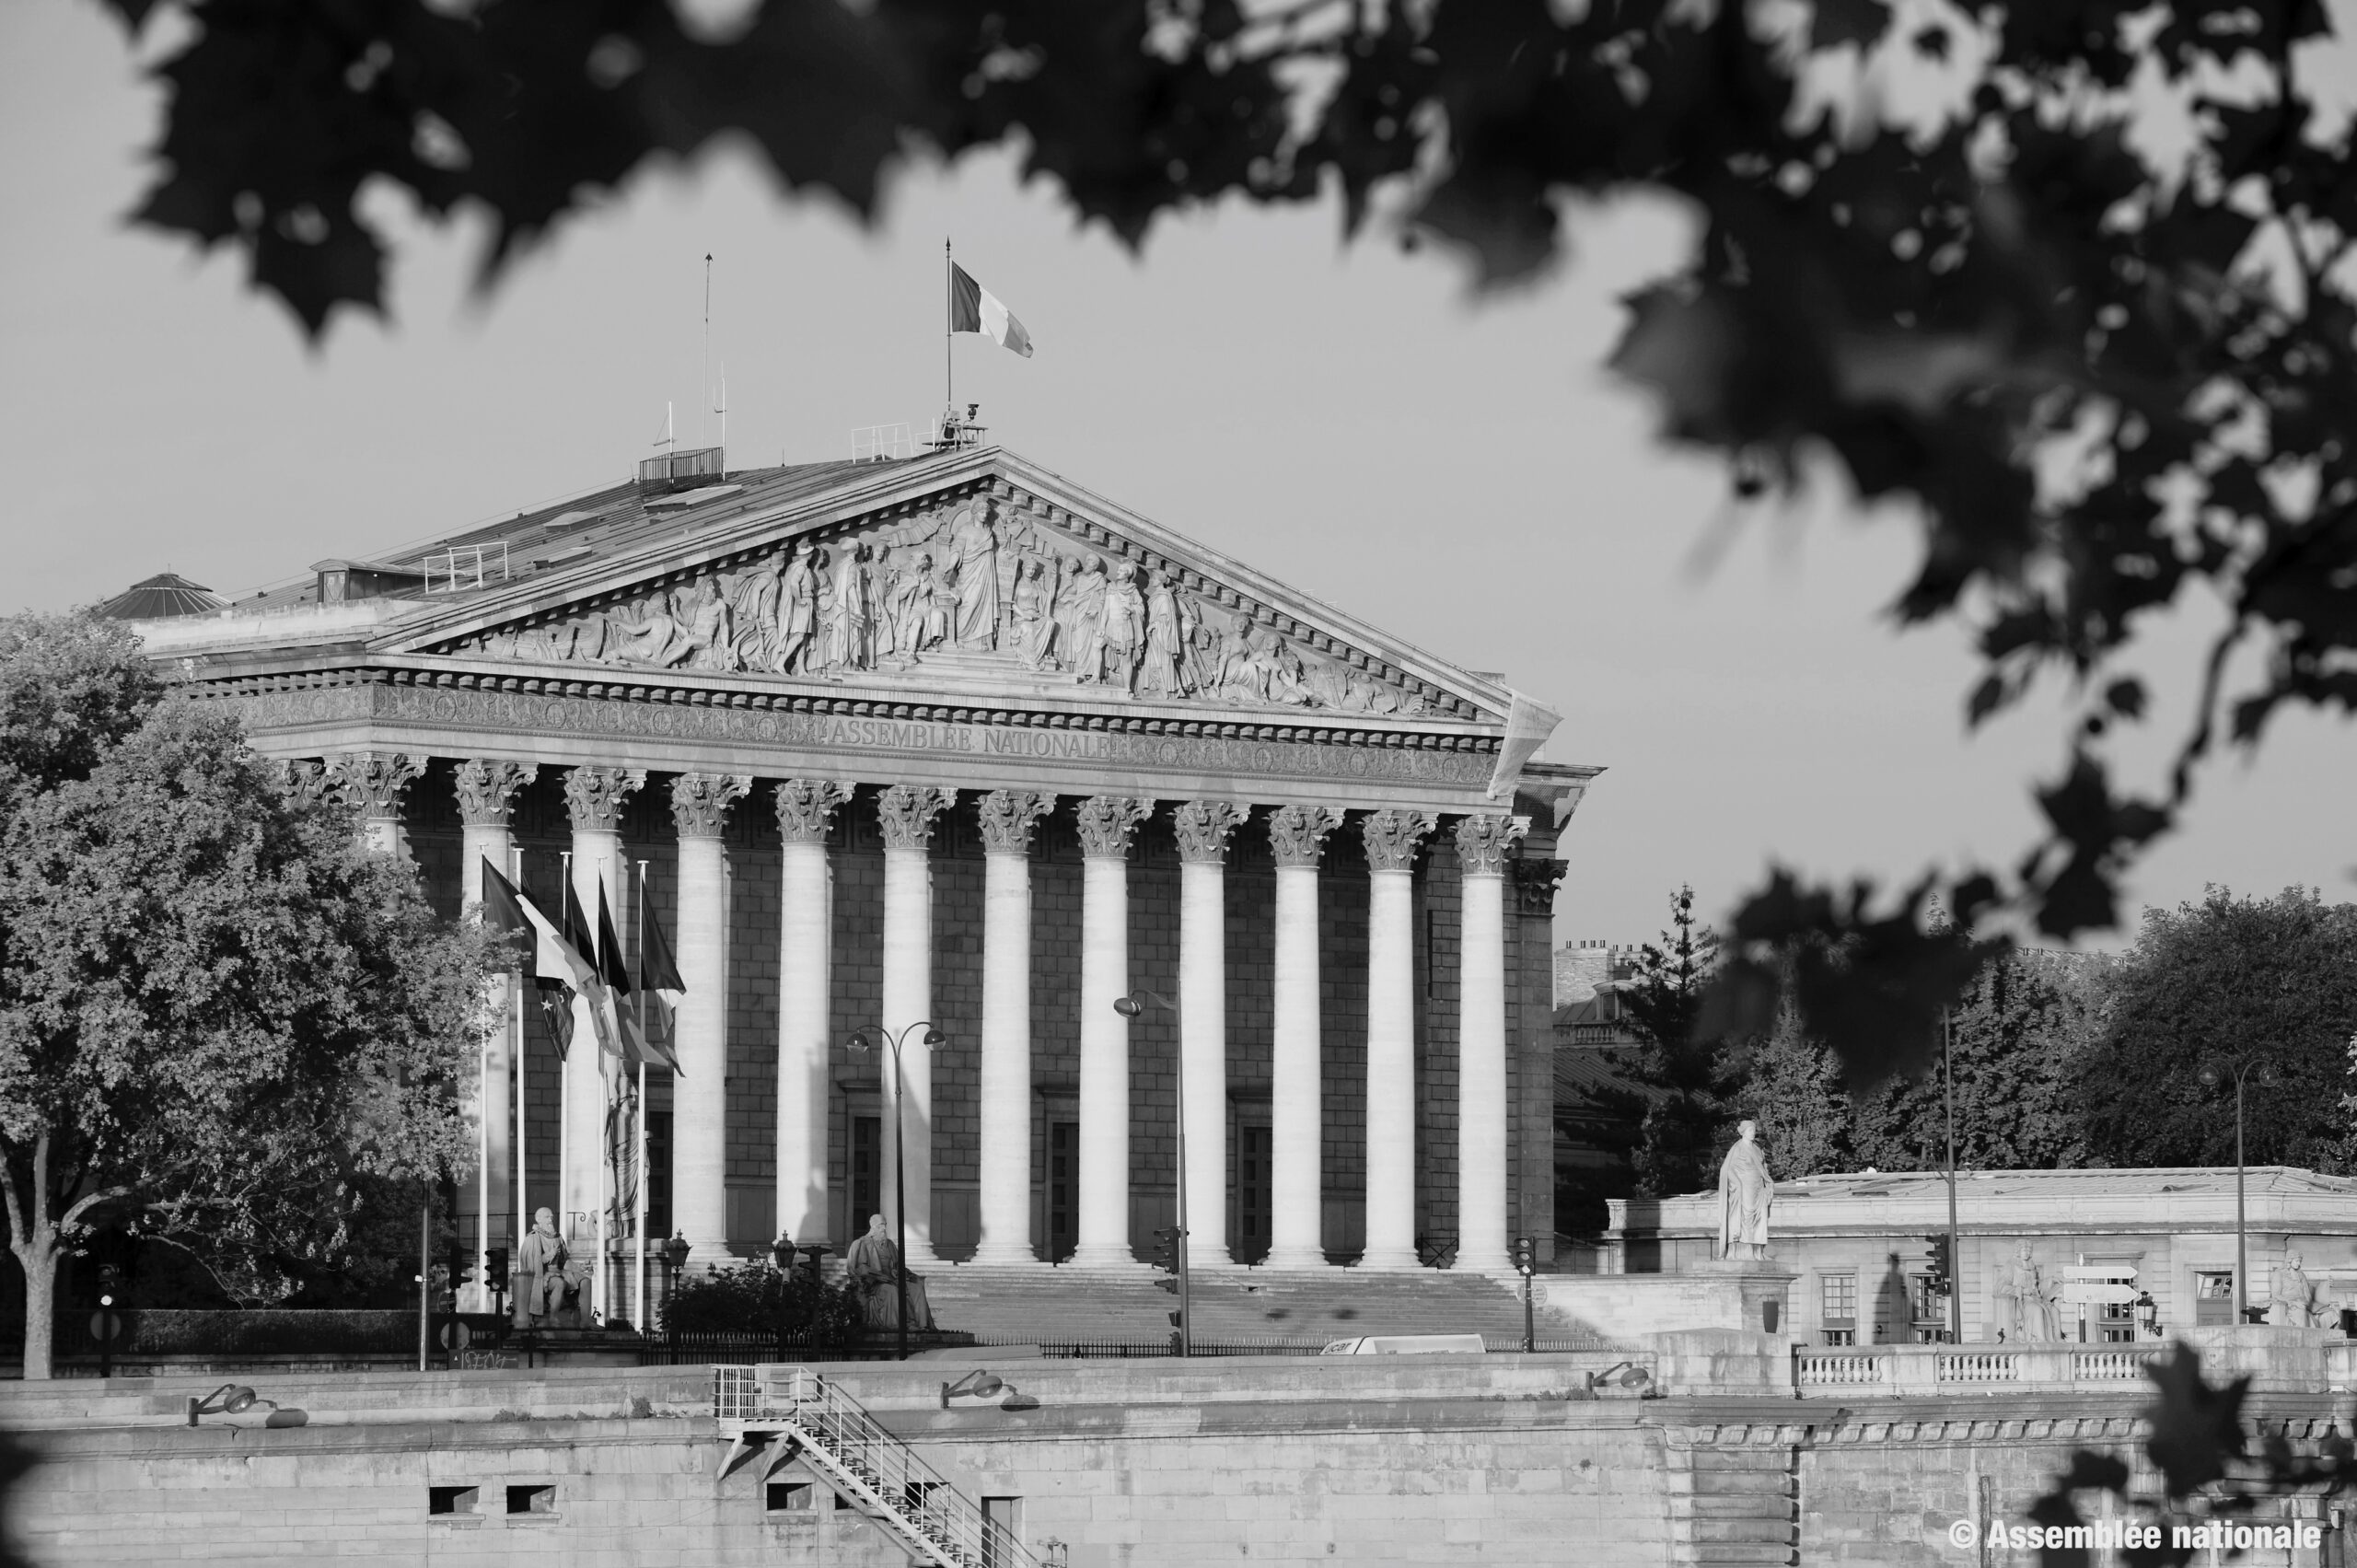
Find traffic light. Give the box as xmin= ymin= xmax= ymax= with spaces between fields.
xmin=1924 ymin=1235 xmax=1953 ymax=1298
xmin=1510 ymin=1237 xmax=1538 ymax=1277
xmin=484 ymin=1249 xmax=510 ymax=1295
xmin=1151 ymin=1227 xmax=1183 ymax=1294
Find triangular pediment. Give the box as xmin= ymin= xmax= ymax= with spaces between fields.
xmin=383 ymin=449 xmax=1505 ymax=726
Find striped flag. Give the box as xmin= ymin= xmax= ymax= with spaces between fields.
xmin=950 ymin=262 xmax=1034 ymax=356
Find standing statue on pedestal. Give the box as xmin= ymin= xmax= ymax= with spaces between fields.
xmin=1715 ymin=1120 xmax=1773 ymax=1261
xmin=1998 ymin=1241 xmax=2059 ymax=1341
xmin=513 ymin=1207 xmax=579 ymax=1330
xmin=845 ymin=1214 xmax=935 ymax=1332
xmin=2269 ymin=1250 xmax=2320 ymax=1326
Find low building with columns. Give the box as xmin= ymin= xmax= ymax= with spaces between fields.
xmin=130 ymin=443 xmax=1597 ymax=1289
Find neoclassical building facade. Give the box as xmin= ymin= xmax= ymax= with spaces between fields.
xmin=136 ymin=445 xmax=1596 ymax=1284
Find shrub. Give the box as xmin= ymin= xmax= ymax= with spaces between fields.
xmin=659 ymin=1265 xmax=864 ymax=1342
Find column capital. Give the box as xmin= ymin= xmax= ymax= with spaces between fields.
xmin=454 ymin=759 xmax=538 ymax=826
xmin=1171 ymin=799 xmax=1248 ymax=864
xmin=1267 ymin=805 xmax=1342 ymax=868
xmin=877 ymin=784 xmax=955 ymax=852
xmin=1361 ymin=808 xmax=1438 ymax=873
xmin=563 ymin=765 xmax=646 ymax=832
xmin=1452 ymin=812 xmax=1528 ymax=877
xmin=773 ymin=778 xmax=853 ymax=844
xmin=328 ymin=751 xmax=425 ymax=821
xmin=1075 ymin=795 xmax=1153 ymax=860
xmin=1512 ymin=854 xmax=1567 ymax=914
xmin=671 ymin=772 xmax=752 ymax=839
xmin=977 ymin=788 xmax=1051 ymax=856
xmin=280 ymin=758 xmax=336 ymax=810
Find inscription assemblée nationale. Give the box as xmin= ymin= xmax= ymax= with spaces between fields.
xmin=212 ymin=682 xmax=1494 ymax=788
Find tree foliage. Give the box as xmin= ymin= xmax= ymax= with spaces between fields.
xmin=660 ymin=1262 xmax=865 ymax=1342
xmin=2075 ymin=886 xmax=2357 ymax=1173
xmin=0 ymin=612 xmax=497 ymax=1375
xmin=1608 ymin=886 xmax=1734 ymax=1197
xmin=93 ymin=0 xmax=2357 ymax=1084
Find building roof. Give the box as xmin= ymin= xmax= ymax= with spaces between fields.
xmin=1553 ymin=1046 xmax=1654 ymax=1107
xmin=94 ymin=572 xmax=226 ymax=620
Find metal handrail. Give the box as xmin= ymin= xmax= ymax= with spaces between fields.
xmin=717 ymin=1365 xmax=1035 ymax=1568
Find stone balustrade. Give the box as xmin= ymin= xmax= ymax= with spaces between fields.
xmin=1793 ymin=1327 xmax=2356 ymax=1397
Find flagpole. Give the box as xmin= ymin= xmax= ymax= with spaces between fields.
xmin=945 ymin=237 xmax=953 ymax=423
xmin=558 ymin=849 xmax=572 ymax=1252
xmin=511 ymin=845 xmax=528 ymax=1288
xmin=634 ymin=858 xmax=651 ymax=1336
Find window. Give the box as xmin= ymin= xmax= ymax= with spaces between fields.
xmin=2096 ymin=1300 xmax=2137 ymax=1343
xmin=982 ymin=1497 xmax=1023 ymax=1568
xmin=428 ymin=1486 xmax=478 ymax=1516
xmin=2194 ymin=1272 xmax=2235 ymax=1328
xmin=507 ymin=1484 xmax=556 ymax=1516
xmin=1820 ymin=1272 xmax=1858 ymax=1345
xmin=766 ymin=1481 xmax=815 ymax=1513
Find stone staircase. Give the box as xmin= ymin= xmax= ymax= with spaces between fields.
xmin=917 ymin=1263 xmax=1556 ymax=1346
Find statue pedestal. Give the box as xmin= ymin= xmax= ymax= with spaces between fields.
xmin=1689 ymin=1259 xmax=1799 ymax=1337
xmin=514 ymin=1325 xmax=646 ymax=1369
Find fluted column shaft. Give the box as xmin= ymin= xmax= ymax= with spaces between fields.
xmin=562 ymin=767 xmax=642 ymax=1249
xmin=1361 ymin=808 xmax=1435 ymax=1272
xmin=1452 ymin=813 xmax=1526 ymax=1274
xmin=672 ymin=773 xmax=749 ymax=1266
xmin=1173 ymin=801 xmax=1244 ymax=1266
xmin=1266 ymin=806 xmax=1341 ymax=1269
xmin=456 ymin=759 xmax=536 ymax=1311
xmin=972 ymin=790 xmax=1052 ymax=1265
xmin=775 ymin=781 xmax=849 ymax=1249
xmin=1074 ymin=796 xmax=1151 ymax=1267
xmin=878 ymin=785 xmax=953 ymax=1266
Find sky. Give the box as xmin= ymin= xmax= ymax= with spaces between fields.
xmin=6 ymin=2 xmax=2353 ymax=952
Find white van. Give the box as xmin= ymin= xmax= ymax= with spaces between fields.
xmin=1318 ymin=1334 xmax=1488 ymax=1355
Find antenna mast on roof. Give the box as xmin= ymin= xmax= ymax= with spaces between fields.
xmin=702 ymin=252 xmax=714 ymax=451
xmin=654 ymin=402 xmax=674 ymax=452
xmin=715 ymin=361 xmax=726 ymax=470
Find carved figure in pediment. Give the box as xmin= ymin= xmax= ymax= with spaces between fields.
xmin=1227 ymin=624 xmax=1311 ymax=705
xmin=887 ymin=552 xmax=951 ymax=661
xmin=1140 ymin=570 xmax=1187 ymax=698
xmin=821 ymin=543 xmax=876 ymax=674
xmin=776 ymin=542 xmax=819 ymax=672
xmin=677 ymin=577 xmax=738 ymax=671
xmin=727 ymin=548 xmax=785 ymax=668
xmin=1063 ymin=557 xmax=1110 ymax=681
xmin=1093 ymin=564 xmax=1148 ymax=694
xmin=945 ymin=505 xmax=1001 ymax=650
xmin=1013 ymin=555 xmax=1060 ymax=670
xmin=608 ymin=587 xmax=691 ymax=666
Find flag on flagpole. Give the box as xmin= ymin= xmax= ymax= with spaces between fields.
xmin=622 ymin=885 xmax=686 ymax=1074
xmin=559 ymin=879 xmax=621 ymax=1060
xmin=949 ymin=262 xmax=1034 ymax=356
xmin=481 ymin=860 xmax=600 ymax=1059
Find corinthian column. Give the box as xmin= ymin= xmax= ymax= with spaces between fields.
xmin=971 ymin=789 xmax=1052 ymax=1266
xmin=456 ymin=759 xmax=536 ymax=1310
xmin=1073 ymin=796 xmax=1151 ymax=1268
xmin=672 ymin=772 xmax=749 ymax=1266
xmin=1172 ymin=800 xmax=1246 ymax=1267
xmin=561 ymin=765 xmax=644 ymax=1247
xmin=1265 ymin=805 xmax=1341 ymax=1270
xmin=877 ymin=784 xmax=953 ymax=1266
xmin=329 ymin=751 xmax=425 ymax=857
xmin=774 ymin=779 xmax=849 ymax=1250
xmin=1360 ymin=807 xmax=1435 ymax=1272
xmin=1451 ymin=812 xmax=1526 ymax=1274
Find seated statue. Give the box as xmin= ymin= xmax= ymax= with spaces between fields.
xmin=845 ymin=1213 xmax=935 ymax=1331
xmin=513 ymin=1207 xmax=585 ymax=1330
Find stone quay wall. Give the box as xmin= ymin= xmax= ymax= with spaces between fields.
xmin=7 ymin=1350 xmax=2352 ymax=1566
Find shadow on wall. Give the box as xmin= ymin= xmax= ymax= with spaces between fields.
xmin=0 ymin=1430 xmax=35 ymax=1568
xmin=1620 ymin=1200 xmax=1662 ymax=1273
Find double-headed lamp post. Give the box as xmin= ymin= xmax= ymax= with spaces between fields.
xmin=2198 ymin=1058 xmax=2267 ymax=1324
xmin=1113 ymin=990 xmax=1188 ymax=1355
xmin=848 ymin=1021 xmax=945 ymax=1363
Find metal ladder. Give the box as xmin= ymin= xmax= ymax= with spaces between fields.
xmin=715 ymin=1365 xmax=1038 ymax=1568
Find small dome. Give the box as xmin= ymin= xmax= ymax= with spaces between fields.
xmin=94 ymin=572 xmax=227 ymax=621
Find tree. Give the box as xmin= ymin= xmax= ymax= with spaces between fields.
xmin=89 ymin=0 xmax=2357 ymax=1082
xmin=1608 ymin=886 xmax=1733 ymax=1197
xmin=0 ymin=613 xmax=497 ymax=1376
xmin=1727 ymin=996 xmax=1852 ymax=1180
xmin=1848 ymin=946 xmax=2110 ymax=1173
xmin=2075 ymin=887 xmax=2357 ymax=1175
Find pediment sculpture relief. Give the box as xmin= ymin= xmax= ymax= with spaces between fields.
xmin=467 ymin=497 xmax=1431 ymax=715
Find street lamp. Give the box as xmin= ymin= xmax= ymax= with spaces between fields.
xmin=847 ymin=1022 xmax=946 ymax=1363
xmin=2198 ymin=1059 xmax=2270 ymax=1324
xmin=1112 ymin=990 xmax=1188 ymax=1355
xmin=658 ymin=1230 xmax=691 ymax=1332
